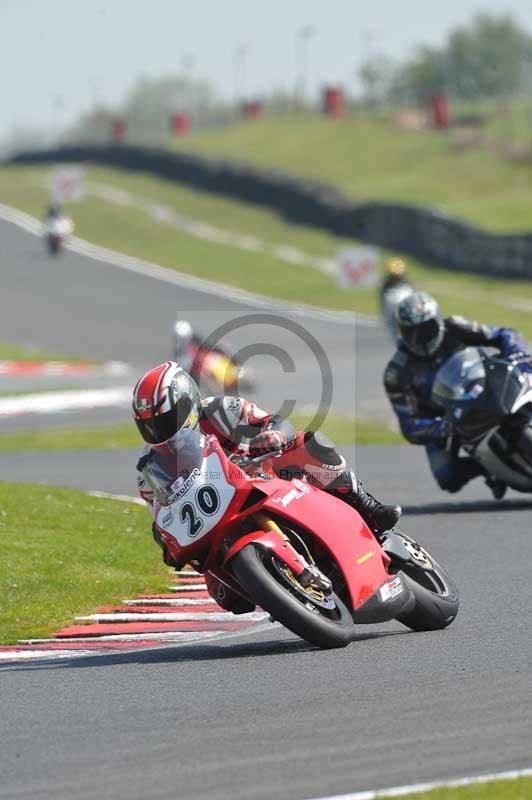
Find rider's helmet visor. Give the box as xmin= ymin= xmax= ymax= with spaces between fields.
xmin=400 ymin=318 xmax=443 ymax=357
xmin=135 ymin=396 xmax=195 ymax=445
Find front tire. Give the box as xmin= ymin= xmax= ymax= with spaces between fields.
xmin=389 ymin=533 xmax=459 ymax=631
xmin=231 ymin=544 xmax=354 ymax=649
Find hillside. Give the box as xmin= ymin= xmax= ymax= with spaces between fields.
xmin=169 ymin=113 xmax=532 ymax=233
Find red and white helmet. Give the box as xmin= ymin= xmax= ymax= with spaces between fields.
xmin=132 ymin=361 xmax=201 ymax=445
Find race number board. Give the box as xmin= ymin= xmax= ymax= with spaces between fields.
xmin=336 ymin=247 xmax=380 ymax=289
xmin=50 ymin=167 xmax=85 ymax=202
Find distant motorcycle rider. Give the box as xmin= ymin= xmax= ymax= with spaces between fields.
xmin=379 ymin=258 xmax=412 ymax=307
xmin=379 ymin=258 xmax=414 ymax=341
xmin=174 ymin=319 xmax=237 ymax=373
xmin=133 ymin=362 xmax=401 ymax=609
xmin=384 ymin=291 xmax=527 ymax=498
xmin=43 ymin=202 xmax=73 ymax=228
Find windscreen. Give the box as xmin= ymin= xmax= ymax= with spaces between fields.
xmin=432 ymin=347 xmax=486 ymax=403
xmin=140 ymin=427 xmax=205 ymax=506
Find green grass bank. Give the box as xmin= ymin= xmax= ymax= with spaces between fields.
xmin=0 ymin=482 xmax=167 ymax=644
xmin=0 ymin=415 xmax=402 ymax=453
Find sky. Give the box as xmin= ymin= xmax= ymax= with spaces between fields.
xmin=3 ymin=0 xmax=532 ymax=140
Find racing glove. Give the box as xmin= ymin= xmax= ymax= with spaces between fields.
xmin=248 ymin=429 xmax=287 ymax=457
xmin=432 ymin=417 xmax=450 ymax=442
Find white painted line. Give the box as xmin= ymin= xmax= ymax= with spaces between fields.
xmin=20 ymin=631 xmax=230 ymax=643
xmin=87 ymin=491 xmax=145 ymax=506
xmin=0 ymin=649 xmax=99 ymax=661
xmin=0 ymin=202 xmax=366 ymax=328
xmin=304 ymin=766 xmax=532 ymax=800
xmin=89 ymin=181 xmax=338 ymax=277
xmin=0 ymin=386 xmax=131 ymax=417
xmin=123 ymin=597 xmax=216 ymax=606
xmin=169 ymin=584 xmax=206 ymax=592
xmin=0 ymin=619 xmax=279 ymax=670
xmin=75 ymin=611 xmax=268 ymax=623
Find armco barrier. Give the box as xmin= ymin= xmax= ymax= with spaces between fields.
xmin=7 ymin=145 xmax=532 ymax=278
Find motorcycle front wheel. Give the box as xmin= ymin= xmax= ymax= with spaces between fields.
xmin=231 ymin=544 xmax=354 ymax=649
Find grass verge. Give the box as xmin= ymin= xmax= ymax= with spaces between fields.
xmin=169 ymin=112 xmax=532 ymax=233
xmin=392 ymin=775 xmax=532 ymax=799
xmin=0 ymin=341 xmax=93 ymax=363
xmin=0 ymin=482 xmax=167 ymax=644
xmin=0 ymin=415 xmax=402 ymax=452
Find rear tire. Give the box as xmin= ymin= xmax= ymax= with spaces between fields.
xmin=231 ymin=544 xmax=354 ymax=649
xmin=47 ymin=235 xmax=60 ymax=255
xmin=389 ymin=534 xmax=459 ymax=631
xmin=516 ymin=426 xmax=532 ymax=463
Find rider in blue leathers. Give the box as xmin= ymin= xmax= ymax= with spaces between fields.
xmin=383 ymin=291 xmax=527 ymax=499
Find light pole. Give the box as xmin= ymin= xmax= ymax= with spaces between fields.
xmin=296 ymin=24 xmax=316 ymax=107
xmin=234 ymin=44 xmax=250 ymax=110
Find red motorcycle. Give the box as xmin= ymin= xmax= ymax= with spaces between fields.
xmin=148 ymin=428 xmax=459 ymax=649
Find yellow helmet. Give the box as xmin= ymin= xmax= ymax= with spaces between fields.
xmin=385 ymin=257 xmax=406 ymax=276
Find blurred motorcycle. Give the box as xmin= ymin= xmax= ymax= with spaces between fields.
xmin=379 ymin=258 xmax=414 ymax=342
xmin=173 ymin=319 xmax=256 ymax=395
xmin=43 ymin=204 xmax=74 ymax=256
xmin=432 ymin=346 xmax=532 ymax=492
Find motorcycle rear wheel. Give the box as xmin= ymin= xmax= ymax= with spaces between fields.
xmin=231 ymin=544 xmax=354 ymax=649
xmin=47 ymin=235 xmax=60 ymax=255
xmin=516 ymin=426 xmax=532 ymax=463
xmin=390 ymin=536 xmax=459 ymax=631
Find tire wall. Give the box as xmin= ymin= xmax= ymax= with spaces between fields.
xmin=8 ymin=145 xmax=532 ymax=279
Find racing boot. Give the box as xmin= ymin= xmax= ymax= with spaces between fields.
xmin=328 ymin=470 xmax=401 ymax=538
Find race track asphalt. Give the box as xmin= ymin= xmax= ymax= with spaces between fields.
xmin=0 ymin=217 xmax=393 ymax=430
xmin=2 ymin=444 xmax=532 ymax=800
xmin=1 ymin=215 xmax=532 ymax=800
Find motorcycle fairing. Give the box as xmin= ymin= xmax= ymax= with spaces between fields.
xmin=475 ymin=431 xmax=532 ymax=491
xmin=432 ymin=348 xmax=532 ymax=442
xmin=155 ymin=434 xmax=399 ymax=613
xmin=257 ymin=482 xmax=392 ymax=610
xmin=155 ymin=451 xmax=236 ymax=547
xmin=223 ymin=526 xmax=414 ymax=623
xmin=223 ymin=529 xmax=308 ymax=578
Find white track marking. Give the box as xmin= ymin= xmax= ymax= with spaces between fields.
xmin=0 ymin=202 xmax=368 ymax=327
xmin=123 ymin=598 xmax=215 ymax=606
xmin=0 ymin=386 xmax=131 ymax=416
xmin=169 ymin=583 xmax=206 ymax=592
xmin=0 ymin=620 xmax=278 ymax=668
xmin=89 ymin=181 xmax=338 ymax=277
xmin=87 ymin=491 xmax=146 ymax=506
xmin=20 ymin=631 xmax=234 ymax=643
xmin=75 ymin=611 xmax=267 ymax=623
xmin=0 ymin=649 xmax=97 ymax=661
xmin=0 ymin=359 xmax=129 ymax=377
xmin=305 ymin=766 xmax=532 ymax=800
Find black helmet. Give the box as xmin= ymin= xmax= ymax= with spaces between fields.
xmin=396 ymin=291 xmax=444 ymax=357
xmin=47 ymin=203 xmax=62 ymax=218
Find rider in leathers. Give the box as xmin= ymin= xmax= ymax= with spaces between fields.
xmin=134 ymin=361 xmax=401 ymax=613
xmin=384 ymin=291 xmax=526 ymax=498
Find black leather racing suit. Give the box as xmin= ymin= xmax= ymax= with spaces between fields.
xmin=383 ymin=316 xmax=526 ymax=492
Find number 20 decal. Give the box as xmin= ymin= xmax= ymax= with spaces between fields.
xmin=180 ymin=485 xmax=220 ymax=538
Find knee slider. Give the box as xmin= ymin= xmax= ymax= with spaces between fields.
xmin=304 ymin=431 xmax=343 ymax=465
